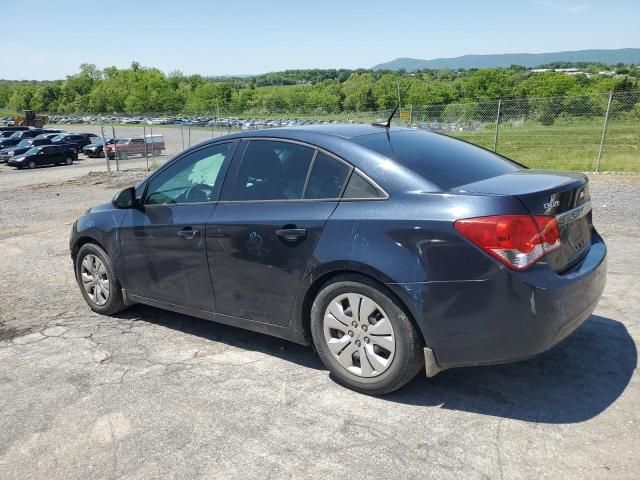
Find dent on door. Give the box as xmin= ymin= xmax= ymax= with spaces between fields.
xmin=206 ymin=202 xmax=337 ymax=326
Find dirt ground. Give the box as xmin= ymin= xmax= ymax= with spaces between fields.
xmin=0 ymin=159 xmax=638 ymax=479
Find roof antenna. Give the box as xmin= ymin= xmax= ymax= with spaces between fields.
xmin=372 ymin=104 xmax=398 ymax=128
xmin=372 ymin=81 xmax=411 ymax=128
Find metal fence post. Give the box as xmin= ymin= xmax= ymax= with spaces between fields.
xmin=100 ymin=116 xmax=110 ymax=173
xmin=112 ymin=125 xmax=118 ymax=171
xmin=181 ymin=125 xmax=185 ymax=150
xmin=409 ymin=105 xmax=413 ymax=125
xmin=595 ymin=91 xmax=613 ymax=172
xmin=143 ymin=124 xmax=148 ymax=170
xmin=150 ymin=124 xmax=155 ymax=168
xmin=188 ymin=124 xmax=191 ymax=147
xmin=493 ymin=99 xmax=502 ymax=152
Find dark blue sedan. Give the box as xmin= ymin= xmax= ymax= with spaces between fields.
xmin=70 ymin=124 xmax=606 ymax=394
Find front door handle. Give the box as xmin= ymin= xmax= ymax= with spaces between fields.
xmin=275 ymin=228 xmax=307 ymax=242
xmin=177 ymin=228 xmax=200 ymax=240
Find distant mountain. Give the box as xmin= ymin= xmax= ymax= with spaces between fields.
xmin=372 ymin=48 xmax=640 ymax=71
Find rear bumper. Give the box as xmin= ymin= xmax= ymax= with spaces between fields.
xmin=393 ymin=233 xmax=607 ymax=370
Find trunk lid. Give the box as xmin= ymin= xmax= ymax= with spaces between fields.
xmin=456 ymin=170 xmax=593 ymax=272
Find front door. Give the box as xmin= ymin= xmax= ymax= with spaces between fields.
xmin=207 ymin=140 xmax=352 ymax=326
xmin=117 ymin=142 xmax=237 ymax=311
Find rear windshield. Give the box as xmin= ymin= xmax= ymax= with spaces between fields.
xmin=353 ymin=130 xmax=520 ymax=189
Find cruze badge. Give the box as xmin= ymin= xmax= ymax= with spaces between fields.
xmin=544 ymin=200 xmax=560 ymax=209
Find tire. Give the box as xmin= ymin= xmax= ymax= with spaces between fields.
xmin=27 ymin=160 xmax=36 ymax=169
xmin=152 ymin=149 xmax=160 ymax=157
xmin=75 ymin=243 xmax=127 ymax=315
xmin=64 ymin=156 xmax=73 ymax=166
xmin=117 ymin=151 xmax=128 ymax=160
xmin=310 ymin=275 xmax=424 ymax=395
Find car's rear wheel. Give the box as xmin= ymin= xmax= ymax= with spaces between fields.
xmin=75 ymin=243 xmax=127 ymax=315
xmin=27 ymin=160 xmax=36 ymax=169
xmin=310 ymin=275 xmax=424 ymax=395
xmin=65 ymin=156 xmax=73 ymax=165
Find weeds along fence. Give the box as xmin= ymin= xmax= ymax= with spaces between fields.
xmin=51 ymin=90 xmax=639 ymax=173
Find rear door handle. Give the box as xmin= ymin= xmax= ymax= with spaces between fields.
xmin=177 ymin=228 xmax=200 ymax=240
xmin=275 ymin=228 xmax=307 ymax=242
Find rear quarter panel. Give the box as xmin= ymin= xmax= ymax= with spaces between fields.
xmin=288 ymin=191 xmax=529 ymax=335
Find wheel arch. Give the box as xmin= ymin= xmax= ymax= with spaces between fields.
xmin=71 ymin=235 xmax=107 ymax=262
xmin=296 ymin=265 xmax=427 ymax=348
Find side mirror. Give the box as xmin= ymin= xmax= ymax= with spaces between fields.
xmin=112 ymin=186 xmax=137 ymax=209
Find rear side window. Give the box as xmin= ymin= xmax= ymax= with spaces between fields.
xmin=343 ymin=172 xmax=386 ymax=199
xmin=231 ymin=141 xmax=314 ymax=201
xmin=305 ymin=153 xmax=350 ymax=199
xmin=354 ymin=130 xmax=520 ymax=190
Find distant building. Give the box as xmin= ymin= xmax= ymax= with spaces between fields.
xmin=530 ymin=67 xmax=589 ymax=77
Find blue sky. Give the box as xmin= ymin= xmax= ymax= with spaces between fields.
xmin=2 ymin=0 xmax=639 ymax=80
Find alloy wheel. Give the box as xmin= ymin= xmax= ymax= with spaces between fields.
xmin=323 ymin=293 xmax=396 ymax=377
xmin=80 ymin=254 xmax=110 ymax=306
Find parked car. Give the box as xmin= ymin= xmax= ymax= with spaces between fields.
xmin=51 ymin=133 xmax=98 ymax=152
xmin=82 ymin=137 xmax=114 ymax=158
xmin=70 ymin=124 xmax=606 ymax=395
xmin=35 ymin=132 xmax=67 ymax=140
xmin=0 ymin=137 xmax=53 ymax=163
xmin=0 ymin=131 xmax=19 ymax=139
xmin=106 ymin=135 xmax=165 ymax=159
xmin=0 ymin=126 xmax=30 ymax=133
xmin=8 ymin=144 xmax=77 ymax=169
xmin=0 ymin=129 xmax=44 ymax=148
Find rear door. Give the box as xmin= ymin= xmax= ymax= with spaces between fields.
xmin=129 ymin=138 xmax=144 ymax=155
xmin=117 ymin=142 xmax=237 ymax=311
xmin=207 ymin=139 xmax=352 ymax=326
xmin=38 ymin=146 xmax=55 ymax=165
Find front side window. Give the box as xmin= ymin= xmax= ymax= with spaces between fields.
xmin=231 ymin=140 xmax=314 ymax=201
xmin=145 ymin=143 xmax=232 ymax=205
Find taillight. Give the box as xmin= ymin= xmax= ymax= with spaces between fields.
xmin=454 ymin=215 xmax=560 ymax=270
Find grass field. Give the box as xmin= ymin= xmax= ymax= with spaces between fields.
xmin=447 ymin=119 xmax=639 ymax=172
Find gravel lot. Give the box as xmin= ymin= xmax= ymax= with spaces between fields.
xmin=0 ymin=159 xmax=638 ymax=479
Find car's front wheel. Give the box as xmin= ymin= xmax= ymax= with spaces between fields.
xmin=65 ymin=156 xmax=73 ymax=166
xmin=310 ymin=275 xmax=424 ymax=395
xmin=75 ymin=243 xmax=127 ymax=315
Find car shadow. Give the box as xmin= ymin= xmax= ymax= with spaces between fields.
xmin=115 ymin=304 xmax=324 ymax=371
xmin=386 ymin=315 xmax=637 ymax=423
xmin=117 ymin=309 xmax=636 ymax=423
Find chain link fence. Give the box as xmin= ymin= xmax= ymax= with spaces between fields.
xmin=403 ymin=90 xmax=639 ymax=172
xmin=50 ymin=90 xmax=639 ymax=173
